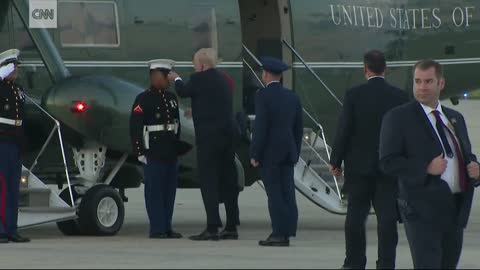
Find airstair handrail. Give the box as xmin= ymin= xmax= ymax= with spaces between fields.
xmin=24 ymin=94 xmax=74 ymax=208
xmin=242 ymin=59 xmax=264 ymax=88
xmin=242 ymin=44 xmax=263 ymax=67
xmin=242 ymin=45 xmax=327 ymax=137
xmin=282 ymin=40 xmax=343 ymax=106
xmin=302 ymin=137 xmax=343 ymax=200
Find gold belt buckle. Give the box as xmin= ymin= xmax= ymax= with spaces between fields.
xmin=15 ymin=120 xmax=22 ymax=126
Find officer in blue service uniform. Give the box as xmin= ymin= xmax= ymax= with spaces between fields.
xmin=129 ymin=59 xmax=192 ymax=239
xmin=250 ymin=56 xmax=303 ymax=247
xmin=0 ymin=49 xmax=30 ymax=243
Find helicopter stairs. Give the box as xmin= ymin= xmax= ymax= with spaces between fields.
xmin=16 ymin=94 xmax=77 ymax=229
xmin=295 ymin=127 xmax=347 ymax=214
xmin=18 ymin=166 xmax=76 ymax=228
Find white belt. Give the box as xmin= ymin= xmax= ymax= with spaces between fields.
xmin=143 ymin=123 xmax=179 ymax=149
xmin=0 ymin=117 xmax=22 ymax=126
xmin=145 ymin=124 xmax=178 ymax=132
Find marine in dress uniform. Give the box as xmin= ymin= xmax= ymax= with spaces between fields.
xmin=129 ymin=59 xmax=192 ymax=239
xmin=250 ymin=57 xmax=303 ymax=247
xmin=0 ymin=49 xmax=30 ymax=243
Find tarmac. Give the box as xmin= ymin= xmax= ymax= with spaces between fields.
xmin=1 ymin=99 xmax=479 ymax=269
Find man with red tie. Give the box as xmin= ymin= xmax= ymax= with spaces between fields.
xmin=379 ymin=60 xmax=480 ymax=269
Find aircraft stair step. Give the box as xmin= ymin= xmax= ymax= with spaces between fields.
xmin=294 ymin=157 xmax=347 ymax=215
xmin=20 ymin=188 xmax=51 ymax=194
xmin=19 ymin=188 xmax=51 ymax=208
xmin=19 ymin=207 xmax=76 ymax=214
xmin=309 ymin=163 xmax=330 ymax=172
xmin=18 ymin=166 xmax=78 ymax=228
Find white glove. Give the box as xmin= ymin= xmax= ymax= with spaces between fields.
xmin=138 ymin=155 xmax=147 ymax=165
xmin=0 ymin=63 xmax=15 ymax=80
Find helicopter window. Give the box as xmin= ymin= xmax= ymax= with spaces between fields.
xmin=0 ymin=13 xmax=10 ymax=52
xmin=11 ymin=7 xmax=39 ymax=57
xmin=191 ymin=5 xmax=218 ymax=54
xmin=58 ymin=1 xmax=120 ymax=47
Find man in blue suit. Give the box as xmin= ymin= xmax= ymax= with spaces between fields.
xmin=250 ymin=56 xmax=303 ymax=247
xmin=380 ymin=60 xmax=480 ymax=268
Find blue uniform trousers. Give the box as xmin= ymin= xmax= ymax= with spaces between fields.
xmin=261 ymin=165 xmax=298 ymax=238
xmin=143 ymin=158 xmax=178 ymax=236
xmin=0 ymin=143 xmax=21 ymax=236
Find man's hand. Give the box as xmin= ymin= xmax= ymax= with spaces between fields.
xmin=167 ymin=71 xmax=180 ymax=81
xmin=138 ymin=155 xmax=147 ymax=165
xmin=184 ymin=108 xmax=192 ymax=119
xmin=467 ymin=161 xmax=480 ymax=180
xmin=329 ymin=165 xmax=343 ymax=177
xmin=0 ymin=63 xmax=15 ymax=80
xmin=250 ymin=158 xmax=259 ymax=168
xmin=427 ymin=154 xmax=447 ymax=175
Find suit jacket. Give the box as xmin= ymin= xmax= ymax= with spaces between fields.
xmin=330 ymin=77 xmax=408 ymax=176
xmin=174 ymin=68 xmax=235 ymax=145
xmin=249 ymin=82 xmax=303 ymax=167
xmin=379 ymin=101 xmax=479 ymax=229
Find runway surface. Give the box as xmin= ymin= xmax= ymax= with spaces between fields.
xmin=1 ymin=100 xmax=479 ymax=269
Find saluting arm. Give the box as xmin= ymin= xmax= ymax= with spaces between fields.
xmin=129 ymin=96 xmax=146 ymax=157
xmin=379 ymin=111 xmax=429 ymax=187
xmin=174 ymin=75 xmax=198 ymax=98
xmin=250 ymin=92 xmax=268 ymax=161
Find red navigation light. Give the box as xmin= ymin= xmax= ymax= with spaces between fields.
xmin=72 ymin=101 xmax=88 ymax=113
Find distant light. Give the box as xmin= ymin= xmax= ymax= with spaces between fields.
xmin=20 ymin=176 xmax=28 ymax=188
xmin=72 ymin=101 xmax=88 ymax=113
xmin=463 ymin=93 xmax=468 ymax=98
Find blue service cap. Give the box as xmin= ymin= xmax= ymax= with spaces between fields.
xmin=259 ymin=56 xmax=289 ymax=74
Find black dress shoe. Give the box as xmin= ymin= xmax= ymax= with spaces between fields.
xmin=258 ymin=235 xmax=289 ymax=247
xmin=0 ymin=234 xmax=8 ymax=243
xmin=189 ymin=230 xmax=219 ymax=241
xmin=167 ymin=230 xmax=183 ymax=239
xmin=8 ymin=234 xmax=30 ymax=243
xmin=149 ymin=233 xmax=169 ymax=239
xmin=219 ymin=229 xmax=239 ymax=240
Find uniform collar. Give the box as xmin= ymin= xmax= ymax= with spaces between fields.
xmin=150 ymin=87 xmax=167 ymax=93
xmin=266 ymin=81 xmax=280 ymax=87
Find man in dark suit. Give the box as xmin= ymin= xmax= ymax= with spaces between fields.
xmin=379 ymin=60 xmax=480 ymax=269
xmin=250 ymin=56 xmax=303 ymax=247
xmin=168 ymin=48 xmax=240 ymax=241
xmin=329 ymin=50 xmax=408 ymax=269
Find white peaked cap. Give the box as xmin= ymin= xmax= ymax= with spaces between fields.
xmin=148 ymin=59 xmax=175 ymax=70
xmin=0 ymin=49 xmax=20 ymax=65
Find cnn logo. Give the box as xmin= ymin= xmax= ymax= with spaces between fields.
xmin=29 ymin=0 xmax=57 ymax=29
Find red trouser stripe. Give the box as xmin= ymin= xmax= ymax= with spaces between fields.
xmin=0 ymin=172 xmax=6 ymax=227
